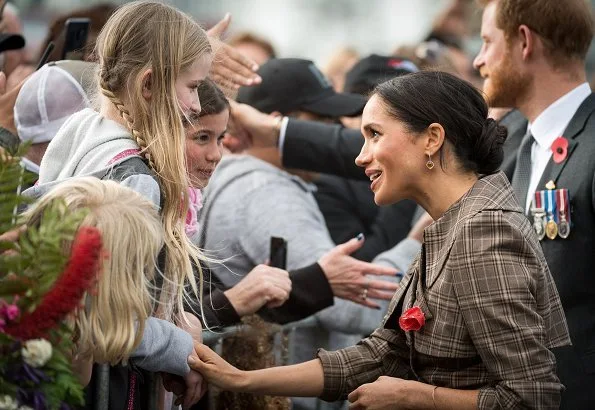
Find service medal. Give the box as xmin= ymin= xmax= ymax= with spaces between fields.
xmin=557 ymin=188 xmax=571 ymax=239
xmin=545 ymin=219 xmax=558 ymax=240
xmin=544 ymin=189 xmax=558 ymax=240
xmin=532 ymin=192 xmax=547 ymax=241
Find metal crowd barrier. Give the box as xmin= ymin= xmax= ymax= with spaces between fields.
xmin=93 ymin=317 xmax=328 ymax=410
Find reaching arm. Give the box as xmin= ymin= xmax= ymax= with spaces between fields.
xmin=282 ymin=119 xmax=366 ymax=180
xmin=189 ymin=342 xmax=325 ymax=397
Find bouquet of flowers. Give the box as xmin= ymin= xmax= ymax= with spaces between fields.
xmin=0 ymin=146 xmax=102 ymax=409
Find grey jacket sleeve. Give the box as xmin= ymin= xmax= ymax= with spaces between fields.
xmin=130 ymin=317 xmax=193 ymax=376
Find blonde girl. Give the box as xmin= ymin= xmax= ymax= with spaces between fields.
xmin=37 ymin=0 xmax=211 ymax=324
xmin=22 ymin=178 xmax=165 ymax=385
xmin=33 ymin=1 xmax=213 ymax=407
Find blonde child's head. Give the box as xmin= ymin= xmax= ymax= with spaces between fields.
xmin=23 ymin=177 xmax=163 ymax=365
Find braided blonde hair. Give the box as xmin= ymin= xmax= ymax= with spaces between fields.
xmin=23 ymin=178 xmax=163 ymax=365
xmin=95 ymin=1 xmax=211 ymax=322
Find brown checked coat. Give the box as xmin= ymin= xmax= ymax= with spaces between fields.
xmin=317 ymin=172 xmax=570 ymax=409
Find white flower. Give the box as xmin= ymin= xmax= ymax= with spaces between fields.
xmin=0 ymin=395 xmax=18 ymax=410
xmin=21 ymin=338 xmax=53 ymax=368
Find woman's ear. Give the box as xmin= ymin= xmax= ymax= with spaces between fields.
xmin=425 ymin=123 xmax=445 ymax=156
xmin=141 ymin=68 xmax=153 ymax=100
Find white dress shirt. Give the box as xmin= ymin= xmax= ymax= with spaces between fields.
xmin=524 ymin=83 xmax=591 ymax=211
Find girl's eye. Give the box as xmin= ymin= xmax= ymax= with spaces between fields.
xmin=217 ymin=135 xmax=225 ymax=145
xmin=194 ymin=134 xmax=209 ymax=143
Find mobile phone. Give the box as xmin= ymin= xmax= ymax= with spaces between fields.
xmin=36 ymin=42 xmax=54 ymax=70
xmin=62 ymin=18 xmax=90 ymax=60
xmin=269 ymin=236 xmax=287 ymax=269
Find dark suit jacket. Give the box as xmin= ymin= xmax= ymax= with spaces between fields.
xmin=283 ymin=119 xmax=365 ymax=180
xmin=507 ymin=94 xmax=595 ymax=410
xmin=498 ymin=109 xmax=527 ymax=179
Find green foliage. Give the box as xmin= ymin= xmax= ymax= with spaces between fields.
xmin=0 ymin=147 xmax=88 ymax=408
xmin=0 ymin=143 xmax=35 ymax=234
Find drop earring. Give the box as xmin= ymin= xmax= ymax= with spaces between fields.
xmin=426 ymin=154 xmax=435 ymax=170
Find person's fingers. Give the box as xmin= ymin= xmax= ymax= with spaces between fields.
xmin=211 ymin=60 xmax=258 ymax=87
xmin=214 ymin=48 xmax=262 ymax=82
xmin=210 ymin=72 xmax=241 ymax=90
xmin=0 ymin=71 xmax=6 ymax=95
xmin=333 ymin=235 xmax=365 ymax=256
xmin=365 ymin=288 xmax=397 ymax=301
xmin=356 ymin=262 xmax=400 ymax=277
xmin=214 ymin=40 xmax=260 ymax=73
xmin=348 ymin=294 xmax=381 ymax=310
xmin=0 ymin=225 xmax=26 ymax=243
xmin=206 ymin=13 xmax=231 ymax=38
xmin=183 ymin=374 xmax=201 ymax=408
xmin=362 ymin=278 xmax=399 ymax=291
xmin=347 ymin=387 xmax=360 ymax=403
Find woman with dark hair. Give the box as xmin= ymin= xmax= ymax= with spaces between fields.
xmin=187 ymin=72 xmax=571 ymax=409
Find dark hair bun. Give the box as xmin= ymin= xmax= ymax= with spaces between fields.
xmin=472 ymin=118 xmax=508 ymax=174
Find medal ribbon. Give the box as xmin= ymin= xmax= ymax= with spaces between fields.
xmin=546 ymin=189 xmax=557 ymax=223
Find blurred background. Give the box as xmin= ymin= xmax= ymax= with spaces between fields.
xmin=7 ymin=0 xmax=595 ymax=80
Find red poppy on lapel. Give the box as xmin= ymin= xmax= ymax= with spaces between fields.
xmin=551 ymin=137 xmax=569 ymax=164
xmin=399 ymin=306 xmax=426 ymax=331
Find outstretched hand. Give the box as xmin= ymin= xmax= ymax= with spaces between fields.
xmin=187 ymin=342 xmax=246 ymax=392
xmin=348 ymin=376 xmax=410 ymax=410
xmin=318 ymin=236 xmax=400 ymax=309
xmin=207 ymin=13 xmax=262 ymax=91
xmin=0 ymin=71 xmax=26 ymax=134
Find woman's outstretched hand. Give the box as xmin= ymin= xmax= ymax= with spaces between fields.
xmin=187 ymin=342 xmax=246 ymax=392
xmin=347 ymin=376 xmax=410 ymax=410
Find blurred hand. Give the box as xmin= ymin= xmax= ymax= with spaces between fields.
xmin=223 ymin=264 xmax=292 ymax=317
xmin=207 ymin=13 xmax=262 ymax=91
xmin=407 ymin=212 xmax=434 ymax=243
xmin=178 ymin=311 xmax=203 ymax=342
xmin=227 ymin=100 xmax=281 ymax=150
xmin=6 ymin=64 xmax=33 ymax=91
xmin=162 ymin=312 xmax=207 ymax=408
xmin=0 ymin=71 xmax=25 ymax=134
xmin=318 ymin=236 xmax=400 ymax=309
xmin=163 ymin=370 xmax=207 ymax=410
xmin=187 ymin=342 xmax=245 ymax=391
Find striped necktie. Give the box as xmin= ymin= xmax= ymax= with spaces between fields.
xmin=511 ymin=131 xmax=535 ymax=211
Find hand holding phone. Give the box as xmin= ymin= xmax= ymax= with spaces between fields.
xmin=62 ymin=18 xmax=90 ymax=61
xmin=269 ymin=236 xmax=287 ymax=269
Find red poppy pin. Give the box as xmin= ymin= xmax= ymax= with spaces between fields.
xmin=399 ymin=306 xmax=426 ymax=332
xmin=551 ymin=137 xmax=569 ymax=164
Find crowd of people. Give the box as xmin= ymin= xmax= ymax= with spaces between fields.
xmin=0 ymin=0 xmax=594 ymax=409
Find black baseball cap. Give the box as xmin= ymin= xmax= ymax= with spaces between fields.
xmin=344 ymin=54 xmax=419 ymax=96
xmin=237 ymin=58 xmax=366 ymax=117
xmin=0 ymin=33 xmax=25 ymax=53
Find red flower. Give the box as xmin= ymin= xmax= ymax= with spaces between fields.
xmin=551 ymin=137 xmax=569 ymax=164
xmin=5 ymin=226 xmax=103 ymax=341
xmin=399 ymin=306 xmax=425 ymax=332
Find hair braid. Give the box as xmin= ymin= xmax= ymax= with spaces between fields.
xmin=99 ymin=73 xmax=156 ymax=170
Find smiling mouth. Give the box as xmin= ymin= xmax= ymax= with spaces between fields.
xmin=197 ymin=169 xmax=214 ymax=177
xmin=369 ymin=171 xmax=383 ymax=191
